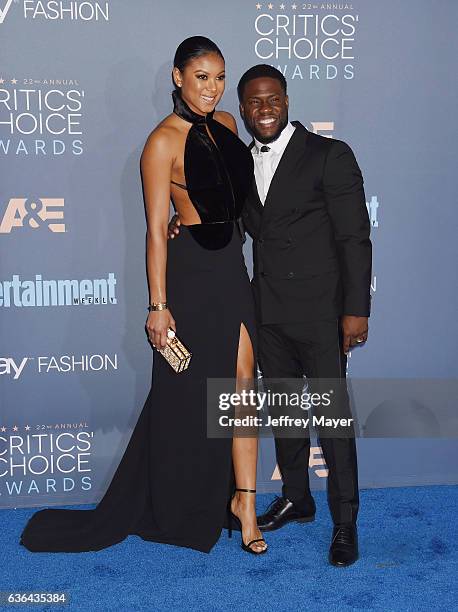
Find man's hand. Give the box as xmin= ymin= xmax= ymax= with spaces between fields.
xmin=341 ymin=315 xmax=368 ymax=355
xmin=167 ymin=214 xmax=181 ymax=239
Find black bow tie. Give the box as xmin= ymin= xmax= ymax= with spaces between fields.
xmin=260 ymin=145 xmax=270 ymax=153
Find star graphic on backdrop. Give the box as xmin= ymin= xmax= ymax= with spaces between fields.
xmin=13 ymin=425 xmax=18 ymax=431
xmin=256 ymin=2 xmax=262 ymax=8
xmin=291 ymin=3 xmax=297 ymax=8
xmin=267 ymin=2 xmax=273 ymax=8
xmin=280 ymin=3 xmax=285 ymax=8
xmin=0 ymin=77 xmax=4 ymax=84
xmin=25 ymin=425 xmax=31 ymax=431
xmin=11 ymin=78 xmax=18 ymax=84
xmin=0 ymin=426 xmax=6 ymax=432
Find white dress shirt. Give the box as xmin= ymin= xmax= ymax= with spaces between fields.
xmin=251 ymin=122 xmax=296 ymax=205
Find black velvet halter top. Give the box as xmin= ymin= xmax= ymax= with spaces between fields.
xmin=172 ymin=91 xmax=253 ymax=226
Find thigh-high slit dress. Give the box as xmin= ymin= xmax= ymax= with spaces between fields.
xmin=19 ymin=92 xmax=257 ymax=553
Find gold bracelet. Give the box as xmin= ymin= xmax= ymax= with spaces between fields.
xmin=148 ymin=302 xmax=168 ymax=312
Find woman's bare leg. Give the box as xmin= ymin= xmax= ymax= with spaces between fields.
xmin=231 ymin=323 xmax=267 ymax=553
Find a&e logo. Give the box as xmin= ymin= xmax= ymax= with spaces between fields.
xmin=0 ymin=198 xmax=65 ymax=233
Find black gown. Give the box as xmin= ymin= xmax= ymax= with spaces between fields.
xmin=20 ymin=93 xmax=257 ymax=553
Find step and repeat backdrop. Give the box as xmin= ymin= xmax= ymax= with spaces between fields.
xmin=1 ymin=0 xmax=457 ymax=509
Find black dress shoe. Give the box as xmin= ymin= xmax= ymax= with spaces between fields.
xmin=257 ymin=496 xmax=315 ymax=532
xmin=329 ymin=524 xmax=358 ymax=567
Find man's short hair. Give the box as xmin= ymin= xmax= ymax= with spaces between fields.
xmin=237 ymin=64 xmax=287 ymax=102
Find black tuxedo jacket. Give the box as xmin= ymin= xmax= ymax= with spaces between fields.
xmin=242 ymin=121 xmax=372 ymax=324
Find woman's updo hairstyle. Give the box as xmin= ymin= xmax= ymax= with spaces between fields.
xmin=172 ymin=36 xmax=224 ymax=95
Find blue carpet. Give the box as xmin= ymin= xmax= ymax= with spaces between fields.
xmin=1 ymin=486 xmax=457 ymax=612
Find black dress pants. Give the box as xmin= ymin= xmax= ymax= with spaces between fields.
xmin=258 ymin=318 xmax=359 ymax=526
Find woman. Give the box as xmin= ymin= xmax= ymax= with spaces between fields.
xmin=20 ymin=37 xmax=267 ymax=555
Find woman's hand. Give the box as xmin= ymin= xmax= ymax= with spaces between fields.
xmin=146 ymin=310 xmax=176 ymax=349
xmin=167 ymin=214 xmax=181 ymax=239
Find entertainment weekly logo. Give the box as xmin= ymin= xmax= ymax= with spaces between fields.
xmin=0 ymin=429 xmax=94 ymax=498
xmin=0 ymin=273 xmax=118 ymax=307
xmin=0 ymin=1 xmax=109 ymax=24
xmin=252 ymin=2 xmax=360 ymax=80
xmin=0 ymin=79 xmax=85 ymax=156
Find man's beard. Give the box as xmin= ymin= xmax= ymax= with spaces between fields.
xmin=252 ymin=114 xmax=289 ymax=144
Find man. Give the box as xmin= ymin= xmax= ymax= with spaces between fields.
xmin=170 ymin=64 xmax=372 ymax=566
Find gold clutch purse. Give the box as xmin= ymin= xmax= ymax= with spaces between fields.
xmin=157 ymin=328 xmax=192 ymax=373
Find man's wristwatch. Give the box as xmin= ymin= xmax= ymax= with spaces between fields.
xmin=148 ymin=302 xmax=168 ymax=312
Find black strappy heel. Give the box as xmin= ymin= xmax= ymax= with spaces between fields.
xmin=227 ymin=488 xmax=268 ymax=555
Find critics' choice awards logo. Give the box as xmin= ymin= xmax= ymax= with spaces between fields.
xmin=0 ymin=80 xmax=85 ymax=156
xmin=0 ymin=0 xmax=109 ymax=24
xmin=0 ymin=354 xmax=118 ymax=379
xmin=0 ymin=273 xmax=117 ymax=307
xmin=0 ymin=198 xmax=65 ymax=233
xmin=252 ymin=3 xmax=360 ymax=80
xmin=0 ymin=429 xmax=93 ymax=497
